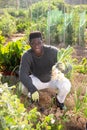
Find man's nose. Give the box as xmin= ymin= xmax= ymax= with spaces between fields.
xmin=35 ymin=43 xmax=40 ymax=47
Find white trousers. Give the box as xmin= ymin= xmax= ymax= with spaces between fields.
xmin=22 ymin=74 xmax=71 ymax=103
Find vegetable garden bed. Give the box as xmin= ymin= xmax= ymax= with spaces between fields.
xmin=0 ymin=45 xmax=87 ymax=130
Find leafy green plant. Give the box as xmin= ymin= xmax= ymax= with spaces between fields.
xmin=0 ymin=39 xmax=29 ymax=73
xmin=0 ymin=12 xmax=16 ymax=36
xmin=73 ymin=58 xmax=87 ymax=74
xmin=16 ymin=19 xmax=28 ymax=33
xmin=57 ymin=46 xmax=74 ymax=78
xmin=0 ymin=31 xmax=5 ymax=45
xmin=74 ymin=88 xmax=82 ymax=112
xmin=65 ymin=23 xmax=74 ymax=46
xmin=8 ymin=10 xmax=18 ymax=17
xmin=17 ymin=22 xmax=27 ymax=33
xmin=73 ymin=86 xmax=87 ymax=118
xmin=81 ymin=92 xmax=87 ymax=118
xmin=0 ymin=82 xmax=63 ymax=130
xmin=57 ymin=46 xmax=74 ymax=63
xmin=17 ymin=9 xmax=27 ymax=17
xmin=74 ymin=93 xmax=87 ymax=120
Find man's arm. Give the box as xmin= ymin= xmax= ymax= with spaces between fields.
xmin=19 ymin=52 xmax=37 ymax=94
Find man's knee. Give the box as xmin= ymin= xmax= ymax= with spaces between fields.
xmin=62 ymin=80 xmax=71 ymax=94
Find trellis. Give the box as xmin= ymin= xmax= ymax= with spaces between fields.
xmin=46 ymin=0 xmax=86 ymax=46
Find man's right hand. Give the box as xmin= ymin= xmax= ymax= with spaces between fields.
xmin=57 ymin=62 xmax=65 ymax=72
xmin=31 ymin=91 xmax=39 ymax=102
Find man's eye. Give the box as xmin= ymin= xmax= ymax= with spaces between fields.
xmin=32 ymin=42 xmax=41 ymax=46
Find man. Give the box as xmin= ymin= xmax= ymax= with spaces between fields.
xmin=19 ymin=31 xmax=71 ymax=110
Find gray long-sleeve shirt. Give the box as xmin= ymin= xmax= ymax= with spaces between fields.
xmin=19 ymin=45 xmax=58 ymax=94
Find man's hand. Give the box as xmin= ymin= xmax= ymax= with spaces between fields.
xmin=57 ymin=62 xmax=65 ymax=72
xmin=64 ymin=63 xmax=72 ymax=74
xmin=31 ymin=91 xmax=39 ymax=102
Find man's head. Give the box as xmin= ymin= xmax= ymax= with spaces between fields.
xmin=29 ymin=31 xmax=42 ymax=42
xmin=29 ymin=31 xmax=43 ymax=56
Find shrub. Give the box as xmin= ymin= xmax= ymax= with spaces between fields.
xmin=8 ymin=10 xmax=18 ymax=17
xmin=0 ymin=12 xmax=16 ymax=36
xmin=16 ymin=19 xmax=28 ymax=33
xmin=17 ymin=10 xmax=26 ymax=17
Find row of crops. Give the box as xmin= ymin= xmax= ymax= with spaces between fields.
xmin=0 ymin=0 xmax=87 ymax=45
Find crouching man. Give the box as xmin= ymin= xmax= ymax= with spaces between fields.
xmin=19 ymin=31 xmax=71 ymax=110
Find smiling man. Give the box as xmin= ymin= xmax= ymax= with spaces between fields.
xmin=19 ymin=31 xmax=71 ymax=110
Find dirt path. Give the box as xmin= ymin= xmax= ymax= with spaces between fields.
xmin=6 ymin=33 xmax=25 ymax=43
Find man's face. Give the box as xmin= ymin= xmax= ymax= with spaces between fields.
xmin=30 ymin=38 xmax=43 ymax=56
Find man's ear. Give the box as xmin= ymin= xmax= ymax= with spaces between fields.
xmin=29 ymin=41 xmax=32 ymax=47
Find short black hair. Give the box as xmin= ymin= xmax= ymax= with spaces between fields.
xmin=29 ymin=31 xmax=42 ymax=42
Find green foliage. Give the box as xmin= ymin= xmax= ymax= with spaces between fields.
xmin=0 ymin=1 xmax=87 ymax=46
xmin=15 ymin=10 xmax=30 ymax=32
xmin=0 ymin=83 xmax=26 ymax=130
xmin=17 ymin=9 xmax=27 ymax=17
xmin=57 ymin=46 xmax=74 ymax=78
xmin=57 ymin=47 xmax=87 ymax=76
xmin=31 ymin=1 xmax=50 ymax=20
xmin=84 ymin=29 xmax=87 ymax=44
xmin=73 ymin=87 xmax=87 ymax=118
xmin=65 ymin=23 xmax=74 ymax=46
xmin=73 ymin=58 xmax=87 ymax=74
xmin=74 ymin=88 xmax=82 ymax=112
xmin=57 ymin=46 xmax=74 ymax=63
xmin=0 ymin=31 xmax=5 ymax=44
xmin=31 ymin=0 xmax=64 ymax=20
xmin=0 ymin=39 xmax=30 ymax=72
xmin=16 ymin=19 xmax=28 ymax=33
xmin=49 ymin=13 xmax=64 ymax=44
xmin=33 ymin=17 xmax=47 ymax=38
xmin=0 ymin=82 xmax=63 ymax=130
xmin=8 ymin=9 xmax=18 ymax=17
xmin=0 ymin=12 xmax=16 ymax=36
xmin=8 ymin=9 xmax=28 ymax=18
xmin=82 ymin=93 xmax=87 ymax=117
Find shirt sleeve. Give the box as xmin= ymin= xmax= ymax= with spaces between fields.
xmin=19 ymin=52 xmax=37 ymax=94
